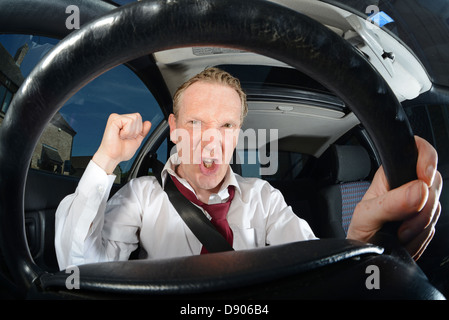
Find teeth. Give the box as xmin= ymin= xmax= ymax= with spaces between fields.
xmin=203 ymin=159 xmax=214 ymax=168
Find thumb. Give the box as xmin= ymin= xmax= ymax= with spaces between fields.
xmin=381 ymin=180 xmax=429 ymax=221
xmin=141 ymin=120 xmax=152 ymax=138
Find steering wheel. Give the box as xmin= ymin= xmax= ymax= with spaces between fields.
xmin=0 ymin=0 xmax=442 ymax=299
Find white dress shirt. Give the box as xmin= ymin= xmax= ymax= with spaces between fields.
xmin=55 ymin=154 xmax=317 ymax=270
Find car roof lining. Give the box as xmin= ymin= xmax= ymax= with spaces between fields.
xmin=149 ymin=0 xmax=432 ymax=157
xmin=0 ymin=0 xmax=432 ymax=159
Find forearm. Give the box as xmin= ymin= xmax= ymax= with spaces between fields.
xmin=54 ymin=160 xmax=116 ymax=270
xmin=92 ymin=151 xmax=121 ymax=176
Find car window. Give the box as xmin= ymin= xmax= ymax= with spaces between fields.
xmin=406 ymin=104 xmax=449 ymax=174
xmin=0 ymin=34 xmax=165 ymax=184
xmin=238 ymin=149 xmax=310 ymax=181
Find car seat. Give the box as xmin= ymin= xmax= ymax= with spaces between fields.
xmin=314 ymin=145 xmax=372 ymax=238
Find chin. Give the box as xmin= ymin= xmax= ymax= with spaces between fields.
xmin=196 ymin=175 xmax=224 ymax=192
xmin=196 ymin=167 xmax=227 ymax=191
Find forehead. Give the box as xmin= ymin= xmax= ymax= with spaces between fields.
xmin=178 ymin=81 xmax=242 ymax=120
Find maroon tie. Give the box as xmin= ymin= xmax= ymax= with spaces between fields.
xmin=170 ymin=175 xmax=235 ymax=254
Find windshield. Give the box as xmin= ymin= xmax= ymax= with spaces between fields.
xmin=111 ymin=0 xmax=449 ymax=88
xmin=323 ymin=0 xmax=449 ymax=88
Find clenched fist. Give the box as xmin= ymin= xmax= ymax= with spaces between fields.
xmin=92 ymin=113 xmax=152 ymax=174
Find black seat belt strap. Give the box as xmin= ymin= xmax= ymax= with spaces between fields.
xmin=163 ymin=175 xmax=234 ymax=253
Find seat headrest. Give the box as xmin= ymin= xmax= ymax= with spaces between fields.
xmin=315 ymin=145 xmax=371 ymax=183
xmin=330 ymin=145 xmax=371 ymax=183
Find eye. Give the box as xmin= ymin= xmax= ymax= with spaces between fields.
xmin=189 ymin=120 xmax=201 ymax=126
xmin=223 ymin=123 xmax=234 ymax=129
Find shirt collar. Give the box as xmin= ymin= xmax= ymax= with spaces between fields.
xmin=161 ymin=153 xmax=241 ymax=203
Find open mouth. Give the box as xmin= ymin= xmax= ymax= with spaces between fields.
xmin=203 ymin=158 xmax=214 ymax=168
xmin=200 ymin=157 xmax=220 ymax=175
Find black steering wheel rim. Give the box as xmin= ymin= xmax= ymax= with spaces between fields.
xmin=0 ymin=0 xmax=419 ymax=296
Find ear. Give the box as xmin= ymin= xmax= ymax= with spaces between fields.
xmin=168 ymin=114 xmax=177 ymax=143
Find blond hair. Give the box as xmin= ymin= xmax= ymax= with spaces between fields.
xmin=172 ymin=67 xmax=248 ymax=123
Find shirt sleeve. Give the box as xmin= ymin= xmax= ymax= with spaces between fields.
xmin=54 ymin=161 xmax=140 ymax=270
xmin=264 ymin=183 xmax=317 ymax=245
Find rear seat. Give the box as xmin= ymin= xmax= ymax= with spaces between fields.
xmin=313 ymin=145 xmax=372 ymax=238
xmin=269 ymin=178 xmax=321 ymax=233
xmin=270 ymin=144 xmax=372 ymax=239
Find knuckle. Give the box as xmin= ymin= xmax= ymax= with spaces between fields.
xmin=435 ymin=171 xmax=443 ymax=187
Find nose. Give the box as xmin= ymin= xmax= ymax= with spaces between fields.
xmin=201 ymin=128 xmax=223 ymax=159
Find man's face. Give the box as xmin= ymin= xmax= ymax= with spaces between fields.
xmin=169 ymin=81 xmax=242 ymax=195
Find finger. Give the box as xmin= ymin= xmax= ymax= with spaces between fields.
xmin=347 ymin=179 xmax=429 ymax=242
xmin=105 ymin=113 xmax=121 ymax=135
xmin=378 ymin=179 xmax=429 ymax=222
xmin=398 ymin=171 xmax=443 ymax=244
xmin=119 ymin=113 xmax=143 ymax=139
xmin=141 ymin=120 xmax=152 ymax=138
xmin=405 ymin=203 xmax=440 ymax=260
xmin=409 ymin=228 xmax=434 ymax=261
xmin=415 ymin=136 xmax=438 ymax=187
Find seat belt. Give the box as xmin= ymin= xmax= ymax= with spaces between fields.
xmin=162 ymin=175 xmax=234 ymax=253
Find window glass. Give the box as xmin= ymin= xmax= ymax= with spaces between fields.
xmin=406 ymin=104 xmax=449 ymax=170
xmin=238 ymin=149 xmax=310 ymax=181
xmin=1 ymin=89 xmax=12 ymax=113
xmin=0 ymin=85 xmax=13 ymax=113
xmin=0 ymin=34 xmax=165 ymax=184
xmin=0 ymin=86 xmax=6 ymax=103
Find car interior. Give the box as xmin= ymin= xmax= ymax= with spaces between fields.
xmin=1 ymin=0 xmax=448 ymax=299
